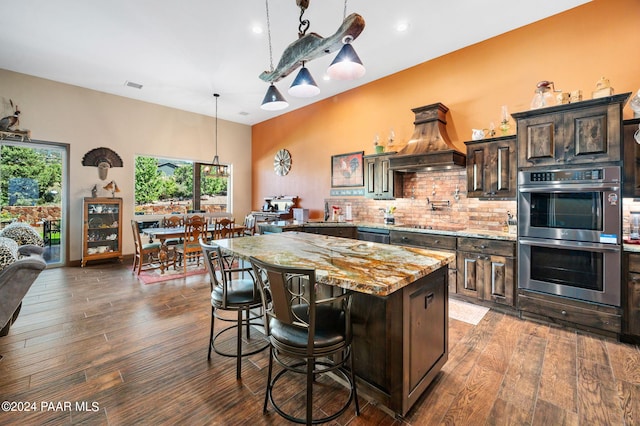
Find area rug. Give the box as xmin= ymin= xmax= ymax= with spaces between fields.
xmin=137 ymin=265 xmax=207 ymax=284
xmin=449 ymin=298 xmax=490 ymax=325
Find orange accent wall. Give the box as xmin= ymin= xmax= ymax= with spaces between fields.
xmin=252 ymin=0 xmax=640 ymax=218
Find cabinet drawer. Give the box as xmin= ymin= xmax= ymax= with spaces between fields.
xmin=390 ymin=231 xmax=457 ymax=250
xmin=457 ymin=237 xmax=514 ymax=257
xmin=303 ymin=226 xmax=356 ymax=238
xmin=519 ymin=292 xmax=621 ymax=334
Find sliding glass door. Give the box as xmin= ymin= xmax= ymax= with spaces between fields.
xmin=0 ymin=140 xmax=68 ymax=266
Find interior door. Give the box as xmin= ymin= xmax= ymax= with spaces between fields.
xmin=0 ymin=140 xmax=68 ymax=266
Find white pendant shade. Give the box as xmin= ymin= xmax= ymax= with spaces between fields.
xmin=327 ymin=43 xmax=365 ymax=80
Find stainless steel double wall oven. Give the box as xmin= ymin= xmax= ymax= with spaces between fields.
xmin=517 ymin=165 xmax=622 ymax=306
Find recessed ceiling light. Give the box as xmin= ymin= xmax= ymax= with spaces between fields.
xmin=125 ymin=81 xmax=143 ymax=89
xmin=252 ymin=25 xmax=263 ymax=34
xmin=238 ymin=111 xmax=249 ymax=116
xmin=395 ymin=21 xmax=409 ymax=32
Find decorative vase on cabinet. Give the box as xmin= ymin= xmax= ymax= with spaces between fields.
xmin=82 ymin=197 xmax=123 ymax=267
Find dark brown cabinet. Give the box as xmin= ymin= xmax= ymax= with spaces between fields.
xmin=512 ymin=93 xmax=629 ymax=168
xmin=465 ymin=135 xmax=516 ymax=199
xmin=622 ymin=118 xmax=640 ymax=197
xmin=518 ymin=290 xmax=622 ymax=336
xmin=624 ymin=252 xmax=640 ymax=341
xmin=456 ymin=237 xmax=516 ymax=307
xmin=302 ymin=226 xmax=356 ymax=239
xmin=351 ymin=266 xmax=448 ymax=416
xmin=364 ymin=152 xmax=402 ymax=200
xmin=390 ymin=230 xmax=457 ymax=294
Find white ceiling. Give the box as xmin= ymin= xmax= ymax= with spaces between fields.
xmin=0 ymin=0 xmax=590 ymax=126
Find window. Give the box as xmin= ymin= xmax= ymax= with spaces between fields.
xmin=134 ymin=155 xmax=228 ymax=215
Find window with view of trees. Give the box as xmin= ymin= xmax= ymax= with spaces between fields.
xmin=0 ymin=145 xmax=62 ymax=206
xmin=134 ymin=155 xmax=228 ymax=215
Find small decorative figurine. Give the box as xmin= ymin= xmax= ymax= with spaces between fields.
xmin=592 ymin=77 xmax=614 ymax=99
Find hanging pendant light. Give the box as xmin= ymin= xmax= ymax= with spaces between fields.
xmin=260 ymin=0 xmax=289 ymax=111
xmin=259 ymin=0 xmax=365 ymax=107
xmin=207 ymin=93 xmax=229 ymax=178
xmin=261 ymin=83 xmax=289 ymax=110
xmin=327 ymin=35 xmax=365 ymax=80
xmin=288 ymin=62 xmax=320 ymax=97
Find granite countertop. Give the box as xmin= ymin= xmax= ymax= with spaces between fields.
xmin=258 ymin=220 xmax=517 ymax=241
xmin=214 ymin=232 xmax=454 ymax=297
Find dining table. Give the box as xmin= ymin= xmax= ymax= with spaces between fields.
xmin=213 ymin=231 xmax=455 ymax=416
xmin=143 ymin=223 xmax=245 ymax=273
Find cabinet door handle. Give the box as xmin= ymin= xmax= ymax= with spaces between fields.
xmin=425 ymin=292 xmax=434 ymax=309
xmin=401 ymin=236 xmax=409 ymax=241
xmin=434 ymin=239 xmax=440 ymax=244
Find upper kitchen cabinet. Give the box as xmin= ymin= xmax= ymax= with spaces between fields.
xmin=512 ymin=93 xmax=630 ymax=168
xmin=622 ymin=118 xmax=640 ymax=197
xmin=465 ymin=135 xmax=516 ymax=199
xmin=364 ymin=152 xmax=403 ymax=200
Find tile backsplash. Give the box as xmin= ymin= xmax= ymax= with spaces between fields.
xmin=326 ymin=169 xmax=516 ymax=232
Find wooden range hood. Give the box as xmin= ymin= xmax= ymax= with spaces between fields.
xmin=389 ymin=103 xmax=466 ymax=172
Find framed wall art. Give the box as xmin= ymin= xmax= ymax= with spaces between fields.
xmin=331 ymin=151 xmax=364 ymax=188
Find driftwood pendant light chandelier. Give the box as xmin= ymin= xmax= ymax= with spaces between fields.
xmin=260 ymin=0 xmax=365 ymax=111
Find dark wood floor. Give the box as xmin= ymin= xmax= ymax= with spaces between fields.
xmin=1 ymin=261 xmax=639 ymax=425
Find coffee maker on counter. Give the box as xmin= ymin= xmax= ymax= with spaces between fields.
xmin=252 ymin=195 xmax=299 ymax=222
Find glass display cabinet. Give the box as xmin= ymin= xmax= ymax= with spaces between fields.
xmin=82 ymin=197 xmax=123 ymax=267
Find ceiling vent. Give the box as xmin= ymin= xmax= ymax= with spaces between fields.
xmin=125 ymin=81 xmax=143 ymax=89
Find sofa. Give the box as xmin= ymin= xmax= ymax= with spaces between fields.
xmin=0 ymin=223 xmax=47 ymax=337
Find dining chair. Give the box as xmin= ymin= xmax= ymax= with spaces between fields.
xmin=200 ymin=240 xmax=268 ymax=380
xmin=175 ymin=215 xmax=207 ymax=274
xmin=249 ymin=256 xmax=359 ymax=425
xmin=214 ymin=217 xmax=236 ymax=240
xmin=242 ymin=214 xmax=256 ymax=236
xmin=162 ymin=214 xmax=184 ymax=247
xmin=130 ymin=220 xmax=161 ymax=275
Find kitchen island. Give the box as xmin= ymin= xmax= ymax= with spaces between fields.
xmin=214 ymin=231 xmax=455 ymax=416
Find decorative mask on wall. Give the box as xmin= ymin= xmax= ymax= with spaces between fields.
xmin=82 ymin=147 xmax=123 ymax=180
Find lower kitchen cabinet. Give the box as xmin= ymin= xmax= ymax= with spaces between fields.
xmin=351 ymin=266 xmax=448 ymax=416
xmin=302 ymin=226 xmax=356 ymax=239
xmin=390 ymin=230 xmax=457 ymax=294
xmin=518 ymin=290 xmax=622 ymax=337
xmin=623 ymin=252 xmax=640 ymax=342
xmin=456 ymin=237 xmax=516 ymax=307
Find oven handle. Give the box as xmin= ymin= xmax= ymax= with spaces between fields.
xmin=518 ymin=237 xmax=620 ymax=252
xmin=518 ymin=184 xmax=619 ymax=193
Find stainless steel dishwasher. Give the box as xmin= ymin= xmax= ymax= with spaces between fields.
xmin=356 ymin=227 xmax=390 ymax=244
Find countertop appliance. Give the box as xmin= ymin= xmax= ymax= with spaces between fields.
xmin=517 ymin=165 xmax=621 ymax=306
xmin=251 ymin=195 xmax=298 ymax=221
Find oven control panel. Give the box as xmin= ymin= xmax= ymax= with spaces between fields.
xmin=529 ymin=169 xmax=602 ymax=182
xmin=520 ymin=166 xmax=620 ymax=184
